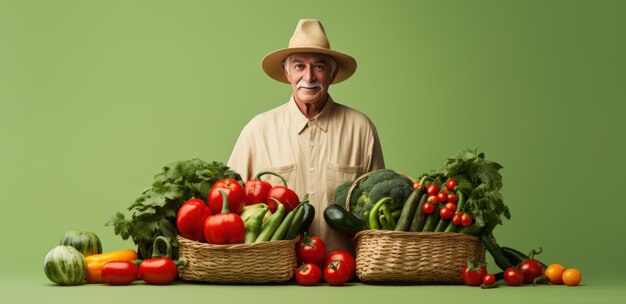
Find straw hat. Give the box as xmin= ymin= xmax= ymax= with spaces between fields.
xmin=262 ymin=19 xmax=357 ymax=84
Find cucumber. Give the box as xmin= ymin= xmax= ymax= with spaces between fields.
xmin=394 ymin=184 xmax=424 ymax=231
xmin=44 ymin=245 xmax=87 ymax=285
xmin=59 ymin=230 xmax=102 ymax=257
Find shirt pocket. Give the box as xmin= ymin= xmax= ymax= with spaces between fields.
xmin=326 ymin=163 xmax=364 ymax=207
xmin=258 ymin=164 xmax=297 ymax=189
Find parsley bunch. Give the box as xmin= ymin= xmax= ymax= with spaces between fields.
xmin=106 ymin=159 xmax=241 ymax=258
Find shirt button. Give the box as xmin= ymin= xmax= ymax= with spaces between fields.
xmin=309 ymin=167 xmax=315 ymax=172
xmin=309 ymin=192 xmax=315 ymax=196
xmin=310 ymin=142 xmax=315 ymax=147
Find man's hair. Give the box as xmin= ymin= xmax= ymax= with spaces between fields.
xmin=283 ymin=54 xmax=338 ymax=77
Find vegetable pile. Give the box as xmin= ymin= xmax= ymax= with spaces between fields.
xmin=106 ymin=159 xmax=241 ymax=258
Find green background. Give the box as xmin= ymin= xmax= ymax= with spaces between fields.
xmin=1 ymin=0 xmax=624 ymax=303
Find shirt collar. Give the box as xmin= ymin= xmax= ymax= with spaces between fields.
xmin=288 ymin=95 xmax=334 ymax=134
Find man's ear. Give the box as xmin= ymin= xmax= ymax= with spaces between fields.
xmin=282 ymin=63 xmax=290 ymax=82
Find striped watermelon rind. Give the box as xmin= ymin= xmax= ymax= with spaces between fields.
xmin=59 ymin=230 xmax=102 ymax=257
xmin=44 ymin=245 xmax=87 ymax=285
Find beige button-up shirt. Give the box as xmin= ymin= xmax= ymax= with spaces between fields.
xmin=228 ymin=95 xmax=385 ymax=252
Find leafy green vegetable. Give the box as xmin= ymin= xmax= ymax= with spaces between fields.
xmin=106 ymin=159 xmax=241 ymax=259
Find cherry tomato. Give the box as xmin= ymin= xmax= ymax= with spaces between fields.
xmin=452 ymin=212 xmax=462 ymax=225
xmin=296 ymin=235 xmax=327 ymax=265
xmin=423 ymin=203 xmax=435 ymax=214
xmin=446 ymin=193 xmax=458 ymax=204
xmin=426 ymin=184 xmax=440 ymax=196
xmin=463 ymin=262 xmax=487 ymax=286
xmin=439 ymin=207 xmax=453 ymax=219
xmin=544 ymin=264 xmax=566 ymax=284
xmin=504 ymin=267 xmax=524 ymax=286
xmin=461 ymin=213 xmax=473 ymax=227
xmin=101 ymin=261 xmax=138 ymax=285
xmin=446 ymin=179 xmax=456 ymax=191
xmin=436 ymin=192 xmax=448 ymax=203
xmin=427 ymin=195 xmax=439 ymax=205
xmin=324 ymin=260 xmax=352 ymax=286
xmin=483 ymin=273 xmax=496 ymax=286
xmin=295 ymin=263 xmax=322 ymax=286
xmin=445 ymin=202 xmax=457 ymax=213
xmin=562 ymin=268 xmax=582 ymax=286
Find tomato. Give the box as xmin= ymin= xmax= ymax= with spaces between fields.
xmin=426 ymin=184 xmax=440 ymax=196
xmin=267 ymin=186 xmax=300 ymax=213
xmin=483 ymin=273 xmax=496 ymax=286
xmin=139 ymin=258 xmax=179 ymax=285
xmin=436 ymin=192 xmax=448 ymax=203
xmin=176 ymin=198 xmax=212 ymax=242
xmin=544 ymin=264 xmax=566 ymax=284
xmin=101 ymin=260 xmax=138 ymax=285
xmin=446 ymin=179 xmax=456 ymax=191
xmin=503 ymin=267 xmax=524 ymax=286
xmin=444 ymin=202 xmax=457 ymax=212
xmin=422 ymin=203 xmax=435 ymax=214
xmin=208 ymin=178 xmax=245 ymax=214
xmin=324 ymin=260 xmax=352 ymax=286
xmin=296 ymin=235 xmax=327 ymax=265
xmin=427 ymin=195 xmax=439 ymax=205
xmin=446 ymin=193 xmax=458 ymax=204
xmin=462 ymin=261 xmax=487 ymax=286
xmin=323 ymin=250 xmax=356 ymax=280
xmin=518 ymin=259 xmax=544 ymax=284
xmin=452 ymin=212 xmax=462 ymax=225
xmin=439 ymin=207 xmax=453 ymax=219
xmin=461 ymin=213 xmax=473 ymax=227
xmin=296 ymin=263 xmax=322 ymax=286
xmin=562 ymin=268 xmax=582 ymax=286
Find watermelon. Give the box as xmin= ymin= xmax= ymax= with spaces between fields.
xmin=44 ymin=245 xmax=87 ymax=285
xmin=59 ymin=230 xmax=102 ymax=257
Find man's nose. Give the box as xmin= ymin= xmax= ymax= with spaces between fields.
xmin=303 ymin=65 xmax=316 ymax=82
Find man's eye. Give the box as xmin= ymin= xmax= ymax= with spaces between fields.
xmin=314 ymin=64 xmax=326 ymax=71
xmin=294 ymin=64 xmax=305 ymax=70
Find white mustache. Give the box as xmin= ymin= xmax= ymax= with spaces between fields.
xmin=297 ymin=80 xmax=322 ymax=89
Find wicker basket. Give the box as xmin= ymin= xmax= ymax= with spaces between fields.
xmin=177 ymin=235 xmax=298 ymax=284
xmin=353 ymin=230 xmax=485 ymax=284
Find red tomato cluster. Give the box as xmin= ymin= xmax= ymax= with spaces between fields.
xmin=176 ymin=177 xmax=299 ymax=245
xmin=421 ymin=179 xmax=473 ymax=228
xmin=294 ymin=235 xmax=356 ymax=286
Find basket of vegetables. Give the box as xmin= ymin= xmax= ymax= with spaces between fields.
xmin=176 ymin=173 xmax=310 ymax=284
xmin=108 ymin=160 xmax=310 ymax=284
xmin=326 ymin=150 xmax=511 ymax=284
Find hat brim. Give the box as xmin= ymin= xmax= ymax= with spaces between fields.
xmin=262 ymin=47 xmax=357 ymax=84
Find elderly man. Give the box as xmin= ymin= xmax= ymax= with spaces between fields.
xmin=228 ymin=19 xmax=385 ymax=252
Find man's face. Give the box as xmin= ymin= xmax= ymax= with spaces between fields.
xmin=283 ymin=53 xmax=336 ymax=106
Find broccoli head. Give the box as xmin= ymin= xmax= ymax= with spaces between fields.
xmin=333 ymin=180 xmax=354 ymax=207
xmin=348 ymin=169 xmax=413 ymax=222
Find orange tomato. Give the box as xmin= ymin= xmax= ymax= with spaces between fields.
xmin=562 ymin=268 xmax=582 ymax=286
xmin=545 ymin=264 xmax=566 ymax=284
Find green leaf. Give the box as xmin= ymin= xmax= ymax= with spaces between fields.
xmin=106 ymin=212 xmax=132 ymax=240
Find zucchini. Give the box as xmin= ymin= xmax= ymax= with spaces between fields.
xmin=323 ymin=204 xmax=368 ymax=233
xmin=44 ymin=245 xmax=87 ymax=285
xmin=299 ymin=200 xmax=315 ymax=235
xmin=501 ymin=246 xmax=548 ymax=269
xmin=408 ymin=193 xmax=428 ymax=232
xmin=59 ymin=230 xmax=102 ymax=257
xmin=395 ymin=177 xmax=426 ymax=231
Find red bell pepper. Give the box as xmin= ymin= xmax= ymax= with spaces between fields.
xmin=176 ymin=198 xmax=212 ymax=242
xmin=204 ymin=190 xmax=246 ymax=244
xmin=139 ymin=236 xmax=185 ymax=285
xmin=267 ymin=185 xmax=299 ymax=213
xmin=208 ymin=178 xmax=245 ymax=215
xmin=244 ymin=171 xmax=288 ymax=206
